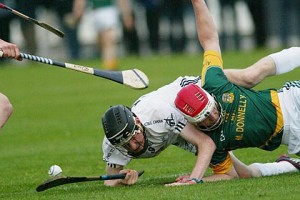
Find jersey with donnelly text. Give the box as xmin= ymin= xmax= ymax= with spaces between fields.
xmin=202 ymin=51 xmax=284 ymax=169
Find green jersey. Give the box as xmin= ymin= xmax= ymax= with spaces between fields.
xmin=201 ymin=51 xmax=284 ymax=171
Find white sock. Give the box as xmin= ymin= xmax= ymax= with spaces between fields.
xmin=249 ymin=162 xmax=298 ymax=176
xmin=269 ymin=47 xmax=300 ymax=75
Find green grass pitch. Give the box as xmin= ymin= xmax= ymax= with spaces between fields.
xmin=0 ymin=49 xmax=299 ymax=199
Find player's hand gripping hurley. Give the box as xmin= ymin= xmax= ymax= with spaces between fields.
xmin=0 ymin=51 xmax=149 ymax=89
xmin=36 ymin=170 xmax=144 ymax=192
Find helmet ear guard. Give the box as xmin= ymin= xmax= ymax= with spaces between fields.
xmin=175 ymin=84 xmax=215 ymax=123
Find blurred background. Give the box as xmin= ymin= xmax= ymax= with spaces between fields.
xmin=1 ymin=0 xmax=300 ymax=64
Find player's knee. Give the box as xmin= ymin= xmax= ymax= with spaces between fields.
xmin=247 ymin=163 xmax=263 ymax=177
xmin=4 ymin=101 xmax=13 ymax=117
xmin=0 ymin=94 xmax=13 ymax=119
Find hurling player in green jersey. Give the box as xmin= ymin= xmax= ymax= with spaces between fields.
xmin=170 ymin=0 xmax=300 ymax=186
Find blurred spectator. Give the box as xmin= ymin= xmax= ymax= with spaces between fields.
xmin=219 ymin=0 xmax=240 ymax=50
xmin=15 ymin=0 xmax=38 ymax=54
xmin=0 ymin=1 xmax=17 ymax=64
xmin=79 ymin=0 xmax=135 ymax=70
xmin=47 ymin=0 xmax=84 ymax=59
xmin=0 ymin=1 xmax=16 ymax=49
xmin=243 ymin=0 xmax=266 ymax=48
xmin=15 ymin=0 xmax=83 ymax=59
xmin=139 ymin=0 xmax=163 ymax=53
xmin=121 ymin=1 xmax=140 ymax=55
xmin=163 ymin=0 xmax=187 ymax=53
xmin=265 ymin=0 xmax=300 ymax=48
xmin=12 ymin=0 xmax=300 ymax=57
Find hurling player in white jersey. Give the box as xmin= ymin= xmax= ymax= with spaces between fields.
xmin=102 ymin=76 xmax=200 ymax=165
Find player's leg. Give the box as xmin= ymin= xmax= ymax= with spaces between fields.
xmin=248 ymin=155 xmax=299 ymax=177
xmin=230 ymin=152 xmax=299 ymax=178
xmin=99 ymin=28 xmax=118 ymax=70
xmin=270 ymin=47 xmax=300 ymax=75
xmin=229 ymin=151 xmax=261 ymax=178
xmin=276 ymin=155 xmax=300 ymax=170
xmin=94 ymin=6 xmax=119 ymax=70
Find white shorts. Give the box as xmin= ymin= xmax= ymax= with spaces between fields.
xmin=278 ymin=81 xmax=300 ymax=155
xmin=92 ymin=6 xmax=119 ymax=32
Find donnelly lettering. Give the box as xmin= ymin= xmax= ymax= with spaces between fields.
xmin=235 ymin=95 xmax=247 ymax=140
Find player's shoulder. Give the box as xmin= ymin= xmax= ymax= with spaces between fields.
xmin=132 ymin=98 xmax=186 ymax=130
xmin=132 ymin=98 xmax=175 ymax=118
xmin=171 ymin=76 xmax=201 ymax=87
xmin=147 ymin=76 xmax=201 ymax=92
xmin=136 ymin=76 xmax=201 ymax=101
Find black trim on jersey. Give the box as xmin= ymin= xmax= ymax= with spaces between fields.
xmin=107 ymin=163 xmax=117 ymax=168
xmin=175 ymin=121 xmax=186 ymax=132
xmin=282 ymin=81 xmax=300 ymax=89
xmin=180 ymin=76 xmax=201 ymax=87
xmin=132 ymin=99 xmax=141 ymax=107
xmin=278 ymin=81 xmax=300 ymax=93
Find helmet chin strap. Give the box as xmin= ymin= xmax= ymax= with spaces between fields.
xmin=197 ymin=114 xmax=222 ymax=131
xmin=127 ymin=124 xmax=149 ymax=157
xmin=127 ymin=132 xmax=149 ymax=157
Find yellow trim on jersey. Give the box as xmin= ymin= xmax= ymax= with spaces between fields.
xmin=210 ymin=153 xmax=232 ymax=174
xmin=202 ymin=50 xmax=223 ymax=86
xmin=259 ymin=91 xmax=284 ymax=149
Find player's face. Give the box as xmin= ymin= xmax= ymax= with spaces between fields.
xmin=122 ymin=124 xmax=145 ymax=153
xmin=195 ymin=105 xmax=220 ymax=129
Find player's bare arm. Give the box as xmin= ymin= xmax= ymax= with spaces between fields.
xmin=181 ymin=123 xmax=216 ymax=182
xmin=223 ymin=56 xmax=276 ymax=88
xmin=192 ymin=0 xmax=220 ymax=53
xmin=224 ymin=47 xmax=300 ymax=88
xmin=104 ymin=165 xmax=123 ymax=186
xmin=165 ymin=0 xmax=220 ymax=187
xmin=165 ymin=123 xmax=216 ymax=186
xmin=117 ymin=0 xmax=134 ymax=30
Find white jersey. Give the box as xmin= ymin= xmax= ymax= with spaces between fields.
xmin=102 ymin=76 xmax=201 ymax=166
xmin=277 ymin=80 xmax=300 ymax=155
